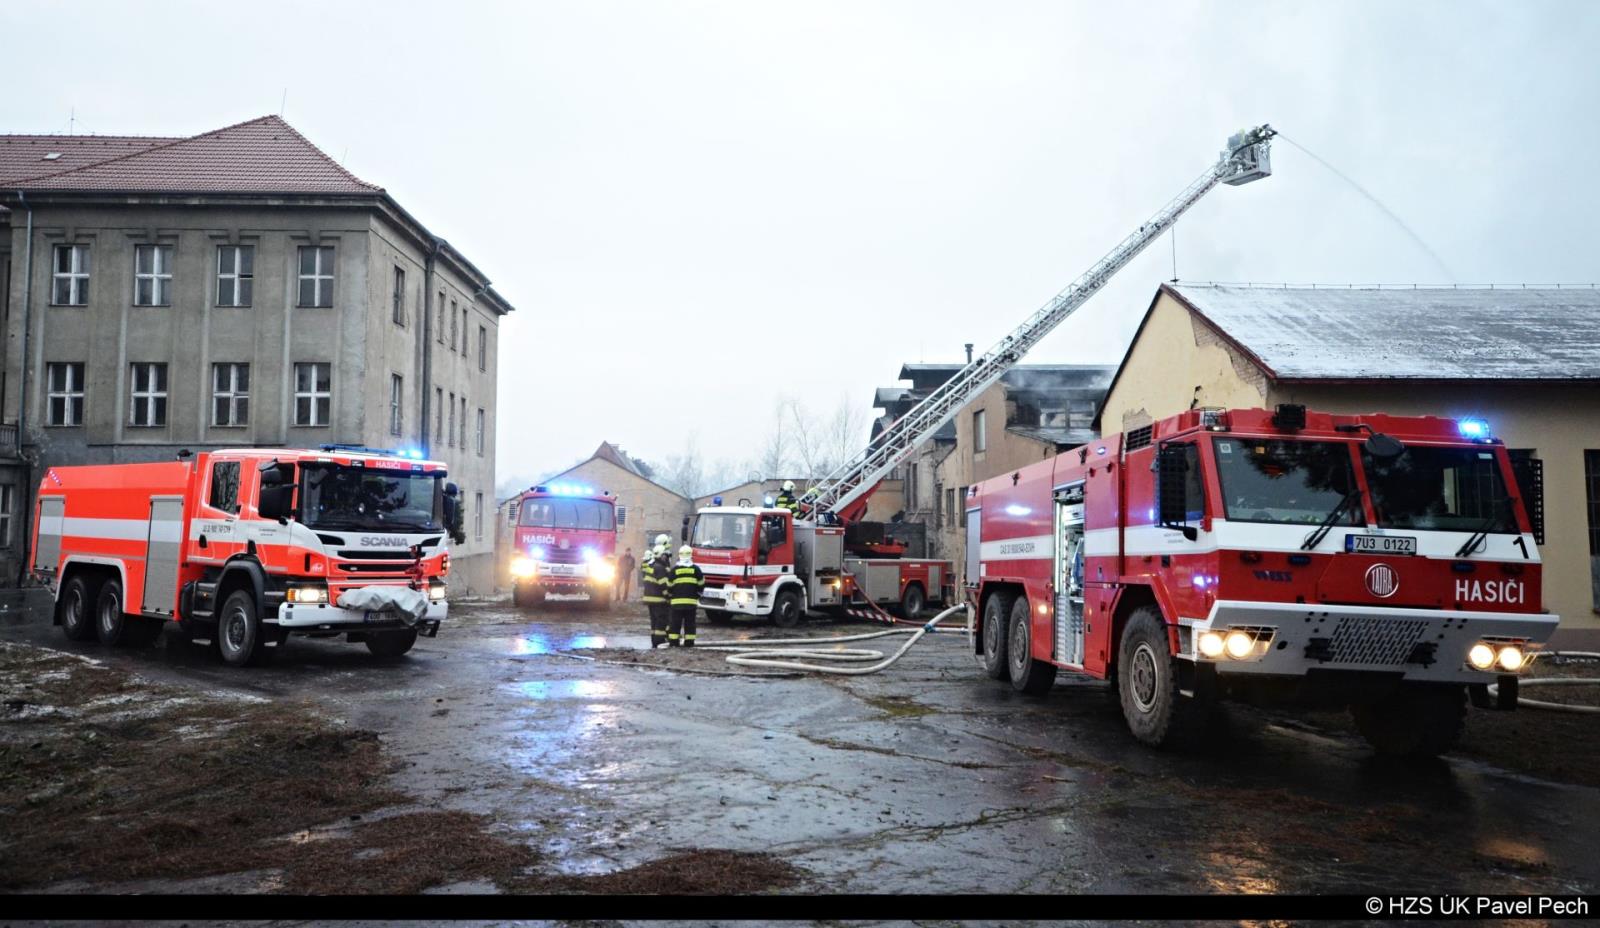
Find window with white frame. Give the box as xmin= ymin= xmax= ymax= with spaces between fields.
xmin=461 ymin=308 xmax=469 ymax=356
xmin=475 ymin=492 xmax=484 ymax=540
xmin=459 ymin=396 xmax=467 ymax=447
xmin=212 ymin=363 xmax=250 ymax=426
xmin=436 ymin=295 xmax=445 ymax=342
xmin=447 ymin=392 xmax=456 ymax=446
xmin=0 ymin=485 xmax=12 ymax=547
xmin=134 ymin=244 xmax=173 ymax=306
xmin=478 ymin=325 xmax=487 ymax=370
xmin=392 ymin=266 xmax=406 ymax=326
xmin=216 ymin=245 xmax=254 ymax=307
xmin=434 ymin=386 xmax=443 ymax=443
xmin=973 ymin=409 xmax=988 ymax=453
xmin=449 ymin=301 xmax=458 ymax=348
xmin=296 ymin=245 xmax=335 ymax=308
xmin=51 ymin=244 xmax=90 ymax=306
xmin=129 ymin=363 xmax=168 ymax=427
xmin=46 ymin=362 xmax=85 ymax=426
xmin=390 ymin=373 xmax=404 ymax=435
xmin=293 ymin=362 xmax=332 ymax=426
xmin=476 ymin=408 xmax=485 ymax=455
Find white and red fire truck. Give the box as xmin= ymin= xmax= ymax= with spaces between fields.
xmin=506 ymin=482 xmax=619 ymax=607
xmin=31 ymin=445 xmax=464 ymax=666
xmin=968 ymin=406 xmax=1557 ymax=756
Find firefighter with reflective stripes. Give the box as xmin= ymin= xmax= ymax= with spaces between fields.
xmin=667 ymin=545 xmax=705 ymax=648
xmin=774 ymin=480 xmax=800 ymax=514
xmin=641 ymin=535 xmax=672 ymax=648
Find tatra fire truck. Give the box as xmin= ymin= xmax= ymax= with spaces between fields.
xmin=507 ymin=482 xmax=619 ymax=608
xmin=689 ymin=125 xmax=1281 ymax=629
xmin=968 ymin=407 xmax=1556 ymax=756
xmin=31 ymin=446 xmax=464 ymax=666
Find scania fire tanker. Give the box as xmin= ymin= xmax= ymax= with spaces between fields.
xmin=507 ymin=483 xmax=619 ymax=607
xmin=968 ymin=405 xmax=1557 ymax=756
xmin=32 ymin=445 xmax=464 ymax=666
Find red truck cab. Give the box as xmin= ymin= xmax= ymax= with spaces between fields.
xmin=507 ymin=482 xmax=619 ymax=607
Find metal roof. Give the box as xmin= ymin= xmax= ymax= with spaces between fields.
xmin=1166 ymin=283 xmax=1600 ymax=381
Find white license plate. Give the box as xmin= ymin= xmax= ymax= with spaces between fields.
xmin=1346 ymin=534 xmax=1417 ymax=555
xmin=543 ymin=564 xmax=578 ymax=576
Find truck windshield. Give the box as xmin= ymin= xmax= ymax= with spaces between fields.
xmin=692 ymin=513 xmax=756 ymax=550
xmin=519 ymin=498 xmax=615 ymax=531
xmin=1214 ymin=438 xmax=1362 ymax=526
xmin=1362 ymin=445 xmax=1517 ymax=533
xmin=299 ymin=466 xmax=443 ymax=532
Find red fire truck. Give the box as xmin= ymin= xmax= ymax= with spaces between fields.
xmin=968 ymin=405 xmax=1557 ymax=756
xmin=31 ymin=445 xmax=464 ymax=666
xmin=507 ymin=482 xmax=619 ymax=608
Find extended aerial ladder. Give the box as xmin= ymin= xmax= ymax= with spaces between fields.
xmin=806 ymin=125 xmax=1278 ymax=522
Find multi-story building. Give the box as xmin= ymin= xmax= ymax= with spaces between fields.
xmin=0 ymin=116 xmax=513 ymax=591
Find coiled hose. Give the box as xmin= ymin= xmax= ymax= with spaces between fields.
xmin=1488 ymin=652 xmax=1600 ymax=714
xmin=697 ymin=603 xmax=971 ymax=674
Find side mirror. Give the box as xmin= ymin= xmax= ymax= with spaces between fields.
xmin=258 ymin=485 xmax=294 ymax=523
xmin=1364 ymin=432 xmax=1405 ymax=460
xmin=1156 ymin=444 xmax=1199 ymax=542
xmin=259 ymin=460 xmax=291 ymax=487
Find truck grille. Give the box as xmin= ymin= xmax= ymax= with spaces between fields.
xmin=542 ymin=548 xmax=585 ymax=564
xmin=338 ymin=562 xmax=414 ymax=575
xmin=339 ymin=550 xmax=415 ymax=560
xmin=1326 ymin=616 xmax=1429 ymax=666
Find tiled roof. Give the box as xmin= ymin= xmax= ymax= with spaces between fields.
xmin=0 ymin=134 xmax=178 ymax=186
xmin=4 ymin=115 xmax=380 ymax=195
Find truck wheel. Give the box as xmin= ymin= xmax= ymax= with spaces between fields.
xmin=58 ymin=574 xmax=100 ymax=642
xmin=1117 ymin=606 xmax=1209 ymax=749
xmin=217 ymin=589 xmax=271 ymax=667
xmin=366 ymin=628 xmax=419 ymax=659
xmin=772 ymin=589 xmax=802 ymax=628
xmin=94 ymin=577 xmax=128 ymax=645
xmin=980 ymin=591 xmax=1013 ymax=680
xmin=1351 ymin=684 xmax=1466 ymax=758
xmin=1008 ymin=596 xmax=1057 ymax=695
xmin=899 ymin=583 xmax=926 ymax=619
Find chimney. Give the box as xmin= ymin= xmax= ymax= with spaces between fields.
xmin=964 ymin=343 xmax=974 ymax=363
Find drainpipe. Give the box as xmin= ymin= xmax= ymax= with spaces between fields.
xmin=419 ymin=237 xmax=443 ymax=456
xmin=13 ymin=192 xmax=35 ymax=585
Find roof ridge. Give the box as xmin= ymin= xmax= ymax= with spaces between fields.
xmin=257 ymin=114 xmax=381 ymax=191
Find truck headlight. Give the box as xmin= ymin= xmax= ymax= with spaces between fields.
xmin=1497 ymin=645 xmax=1525 ymax=672
xmin=1224 ymin=630 xmax=1255 ymax=660
xmin=429 ymin=584 xmax=447 ymax=602
xmin=591 ymin=562 xmax=616 ymax=583
xmin=1198 ymin=630 xmax=1225 ymax=659
xmin=510 ymin=556 xmax=537 ymax=579
xmin=1467 ymin=642 xmax=1496 ymax=670
xmin=286 ymin=585 xmax=327 ymax=604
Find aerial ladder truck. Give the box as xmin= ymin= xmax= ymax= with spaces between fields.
xmin=688 ymin=126 xmax=1278 ymax=627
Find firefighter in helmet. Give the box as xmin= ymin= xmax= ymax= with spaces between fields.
xmin=667 ymin=544 xmax=705 ymax=648
xmin=774 ymin=480 xmax=800 ymax=514
xmin=640 ymin=536 xmax=673 ymax=647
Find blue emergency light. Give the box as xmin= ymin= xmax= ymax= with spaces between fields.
xmin=1457 ymin=418 xmax=1491 ymax=439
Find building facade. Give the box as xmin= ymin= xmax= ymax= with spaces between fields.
xmin=1099 ymin=283 xmax=1600 ymax=637
xmin=0 ymin=117 xmax=513 ymax=591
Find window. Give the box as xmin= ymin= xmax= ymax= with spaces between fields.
xmin=478 ymin=325 xmax=487 ymax=370
xmin=134 ymin=244 xmax=173 ymax=306
xmin=521 ymin=499 xmax=617 ymax=530
xmin=476 ymin=408 xmax=485 ymax=455
xmin=1215 ymin=439 xmax=1359 ymax=526
xmin=1362 ymin=445 xmax=1514 ymax=534
xmin=460 ymin=396 xmax=468 ymax=447
xmin=434 ymin=386 xmax=443 ymax=443
xmin=616 ymin=505 xmax=628 ymax=526
xmin=1585 ymin=451 xmax=1600 ymax=558
xmin=128 ymin=363 xmax=168 ymax=427
xmin=461 ymin=308 xmax=469 ymax=356
xmin=449 ymin=301 xmax=458 ymax=348
xmin=212 ymin=363 xmax=250 ymax=426
xmin=0 ymin=485 xmax=13 ymax=547
xmin=945 ymin=487 xmax=955 ymax=527
xmin=390 ymin=374 xmax=404 ymax=436
xmin=973 ymin=409 xmax=987 ymax=453
xmin=51 ymin=244 xmax=90 ymax=305
xmin=293 ymin=362 xmax=332 ymax=426
xmin=297 ymin=245 xmax=335 ymax=308
xmin=208 ymin=461 xmax=241 ymax=514
xmin=392 ymin=266 xmax=406 ymax=325
xmin=436 ymin=295 xmax=445 ymax=342
xmin=447 ymin=392 xmax=456 ymax=447
xmin=46 ymin=362 xmax=85 ymax=426
xmin=474 ymin=492 xmax=484 ymax=540
xmin=959 ymin=486 xmax=969 ymax=527
xmin=216 ymin=245 xmax=254 ymax=307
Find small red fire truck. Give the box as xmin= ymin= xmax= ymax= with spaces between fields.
xmin=507 ymin=482 xmax=619 ymax=608
xmin=32 ymin=445 xmax=464 ymax=666
xmin=969 ymin=406 xmax=1557 ymax=756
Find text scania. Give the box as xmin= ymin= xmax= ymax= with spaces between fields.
xmin=1455 ymin=578 xmax=1525 ymax=604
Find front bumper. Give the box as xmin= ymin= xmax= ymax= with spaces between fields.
xmin=519 ymin=563 xmax=612 ymax=588
xmin=699 ymin=584 xmax=770 ymax=616
xmin=1183 ymin=599 xmax=1558 ymax=684
xmin=275 ymin=599 xmax=448 ymax=631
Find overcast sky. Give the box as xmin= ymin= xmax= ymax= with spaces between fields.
xmin=6 ymin=1 xmax=1598 ymax=492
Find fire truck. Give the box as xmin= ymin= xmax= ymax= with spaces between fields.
xmin=968 ymin=407 xmax=1556 ymax=755
xmin=506 ymin=482 xmax=619 ymax=608
xmin=31 ymin=445 xmax=465 ymax=666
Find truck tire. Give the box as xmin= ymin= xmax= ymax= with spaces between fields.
xmin=366 ymin=628 xmax=418 ymax=659
xmin=1351 ymin=684 xmax=1466 ymax=758
xmin=58 ymin=574 xmax=100 ymax=642
xmin=1008 ymin=596 xmax=1057 ymax=695
xmin=94 ymin=577 xmax=128 ymax=646
xmin=899 ymin=583 xmax=926 ymax=619
xmin=1117 ymin=606 xmax=1209 ymax=749
xmin=217 ymin=589 xmax=271 ymax=667
xmin=771 ymin=588 xmax=802 ymax=628
xmin=980 ymin=591 xmax=1013 ymax=680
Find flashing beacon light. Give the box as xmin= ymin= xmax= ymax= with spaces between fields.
xmin=1458 ymin=418 xmax=1491 ymax=439
xmin=530 ymin=546 xmax=548 ymax=560
xmin=713 ymin=496 xmax=723 ymax=506
xmin=764 ymin=495 xmax=775 ymax=506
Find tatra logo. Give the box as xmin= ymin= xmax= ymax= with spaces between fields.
xmin=1456 ymin=578 xmax=1525 ymax=605
xmin=1365 ymin=563 xmax=1398 ymax=598
xmin=559 ymin=538 xmax=570 ymax=550
xmin=360 ymin=536 xmax=406 ymax=547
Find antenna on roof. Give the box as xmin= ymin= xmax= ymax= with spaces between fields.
xmin=68 ymin=107 xmax=75 ymax=136
xmin=279 ymin=88 xmax=287 ymax=117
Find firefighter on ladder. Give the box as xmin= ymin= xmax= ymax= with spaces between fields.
xmin=641 ymin=534 xmax=672 ymax=648
xmin=667 ymin=544 xmax=705 ymax=648
xmin=774 ymin=480 xmax=800 ymax=514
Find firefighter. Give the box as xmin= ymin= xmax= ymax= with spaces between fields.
xmin=667 ymin=544 xmax=705 ymax=648
xmin=640 ymin=542 xmax=671 ymax=648
xmin=774 ymin=480 xmax=800 ymax=514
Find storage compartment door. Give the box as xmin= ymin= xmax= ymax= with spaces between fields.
xmin=964 ymin=507 xmax=981 ymax=588
xmin=1053 ymin=483 xmax=1086 ymax=666
xmin=33 ymin=497 xmax=64 ymax=571
xmin=142 ymin=497 xmax=184 ymax=615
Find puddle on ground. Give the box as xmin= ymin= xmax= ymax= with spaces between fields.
xmin=510 ymin=679 xmax=616 ymax=700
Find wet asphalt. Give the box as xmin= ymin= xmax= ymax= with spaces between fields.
xmin=4 ymin=594 xmax=1598 ymax=896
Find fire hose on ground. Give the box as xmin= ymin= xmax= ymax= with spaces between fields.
xmin=1487 ymin=652 xmax=1600 ymax=715
xmin=695 ymin=603 xmax=971 ymax=675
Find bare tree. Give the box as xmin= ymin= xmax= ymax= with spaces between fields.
xmin=781 ymin=393 xmax=870 ymax=481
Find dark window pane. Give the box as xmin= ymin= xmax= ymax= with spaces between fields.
xmin=316 ymin=397 xmax=330 ymax=425
xmin=296 ymin=397 xmax=311 ymax=425
xmin=49 ymin=397 xmax=64 ymax=425
xmin=217 ymin=278 xmax=234 ymax=306
xmin=236 ymin=365 xmax=249 ymax=391
xmin=153 ymin=397 xmax=166 ymax=426
xmin=299 ymin=278 xmax=315 ymax=307
xmin=236 ymin=397 xmax=249 ymax=425
xmin=239 ymin=245 xmax=254 ymax=276
xmin=70 ymin=396 xmax=83 ymax=425
xmin=214 ymin=397 xmax=228 ymax=425
xmin=154 ymin=365 xmax=167 ymax=391
xmin=238 ymin=278 xmax=252 ymax=306
xmin=299 ymin=247 xmax=315 ymax=275
xmin=136 ymin=247 xmax=152 ymax=275
xmin=133 ymin=396 xmax=147 ymax=425
xmin=55 ymin=247 xmax=70 ymax=274
xmin=156 ymin=278 xmax=170 ymax=305
xmin=315 ymin=365 xmax=330 ymax=391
